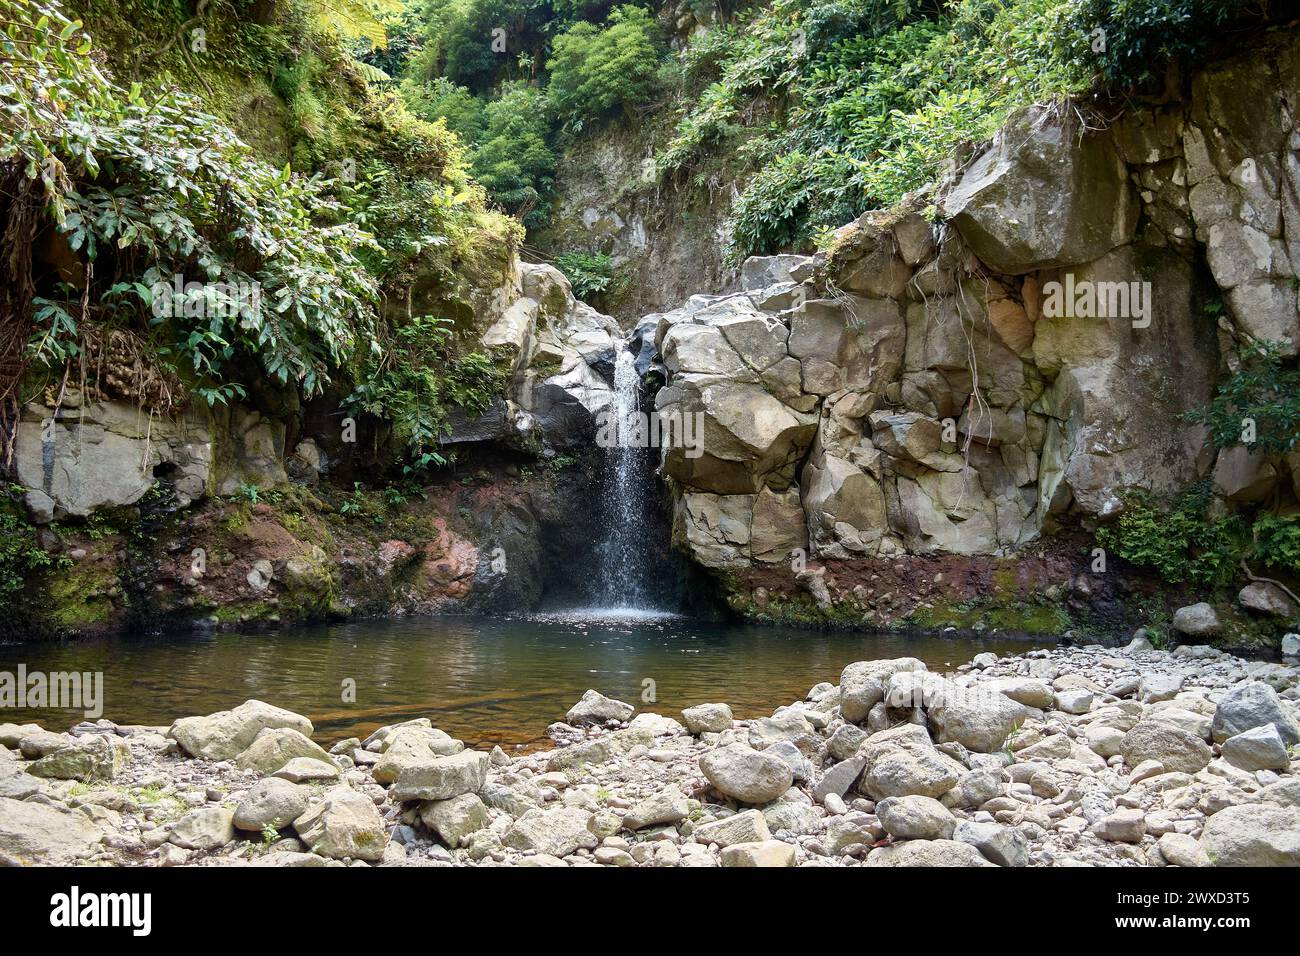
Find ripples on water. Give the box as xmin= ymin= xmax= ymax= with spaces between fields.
xmin=0 ymin=615 xmax=1051 ymax=748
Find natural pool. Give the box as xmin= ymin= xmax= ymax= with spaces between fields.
xmin=0 ymin=613 xmax=1052 ymax=747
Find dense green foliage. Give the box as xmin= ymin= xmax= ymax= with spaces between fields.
xmin=1098 ymin=482 xmax=1300 ymax=587
xmin=0 ymin=504 xmax=66 ymax=596
xmin=1252 ymin=514 xmax=1300 ymax=577
xmin=347 ymin=316 xmax=508 ymax=471
xmin=4 ymin=0 xmax=377 ymax=401
xmin=400 ymin=1 xmax=665 ymax=223
xmin=1060 ymin=0 xmax=1259 ymax=88
xmin=469 ymin=84 xmax=557 ymax=226
xmin=1187 ymin=341 xmax=1300 ymax=455
xmin=2 ymin=0 xmax=516 ymax=471
xmin=547 ymin=5 xmax=664 ymax=130
xmin=1097 ymin=484 xmax=1244 ymax=586
xmin=553 ymin=251 xmax=620 ymax=298
xmin=657 ymin=0 xmax=1278 ymax=262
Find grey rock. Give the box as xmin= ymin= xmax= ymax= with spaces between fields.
xmin=693 ymin=809 xmax=771 ymax=848
xmin=866 ymin=839 xmax=997 ymax=867
xmin=418 ymin=793 xmax=488 ymax=848
xmin=503 ymin=806 xmax=599 ymax=857
xmin=681 ymin=703 xmax=733 ymax=734
xmin=293 ymin=785 xmax=387 ymax=862
xmin=1172 ymin=602 xmax=1220 ymax=637
xmin=876 ymin=795 xmax=956 ymax=840
xmin=169 ymin=806 xmax=235 ymax=850
xmin=1212 ymin=681 xmax=1300 ymax=745
xmin=233 ymin=778 xmax=309 ymax=831
xmin=1200 ymin=803 xmax=1300 ymax=866
xmin=954 ymin=820 xmax=1029 ymax=866
xmin=566 ymin=689 xmax=635 ymax=727
xmin=389 ymin=749 xmax=489 ymax=802
xmin=812 ymin=756 xmax=866 ymax=802
xmin=169 ymin=700 xmax=313 ymax=762
xmin=1220 ymin=724 xmax=1290 ymax=772
xmin=1121 ymin=721 xmax=1212 ymax=774
xmin=699 ymin=744 xmax=793 ymax=804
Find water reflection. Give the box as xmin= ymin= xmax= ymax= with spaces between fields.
xmin=0 ymin=616 xmax=1051 ymax=748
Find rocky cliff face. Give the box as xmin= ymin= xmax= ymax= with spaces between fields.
xmin=620 ymin=33 xmax=1300 ymax=637
xmin=532 ymin=116 xmax=743 ymax=322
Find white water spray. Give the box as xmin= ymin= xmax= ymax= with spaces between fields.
xmin=597 ymin=348 xmax=651 ymax=609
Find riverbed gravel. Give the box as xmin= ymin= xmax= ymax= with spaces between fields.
xmin=2 ymin=638 xmax=1298 ymax=867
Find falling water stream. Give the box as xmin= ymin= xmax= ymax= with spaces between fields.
xmin=594 ymin=347 xmax=655 ymax=612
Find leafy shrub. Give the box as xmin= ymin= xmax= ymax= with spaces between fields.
xmin=661 ymin=0 xmax=1084 ymax=262
xmin=347 ymin=316 xmax=507 ymax=471
xmin=553 ymin=251 xmax=620 ymax=299
xmin=1059 ymin=0 xmax=1273 ymax=89
xmin=0 ymin=507 xmax=65 ymax=596
xmin=1186 ymin=341 xmax=1300 ymax=455
xmin=548 ymin=6 xmax=665 ymax=130
xmin=402 ymin=77 xmax=488 ymax=145
xmin=1251 ymin=514 xmax=1300 ymax=577
xmin=1096 ymin=483 xmax=1246 ymax=586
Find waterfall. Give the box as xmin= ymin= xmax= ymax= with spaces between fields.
xmin=596 ymin=348 xmax=651 ymax=610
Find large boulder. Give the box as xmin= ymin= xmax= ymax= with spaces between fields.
xmin=941 ymin=104 xmax=1138 ymax=274
xmin=26 ymin=734 xmax=127 ymax=783
xmin=388 ymin=749 xmax=489 ymax=803
xmin=1172 ymin=603 xmax=1221 ymax=637
xmin=1212 ymin=682 xmax=1300 ymax=745
xmin=169 ymin=700 xmax=313 ymax=762
xmin=169 ymin=806 xmax=236 ymax=850
xmin=0 ymin=797 xmax=104 ymax=864
xmin=565 ymin=690 xmax=635 ymax=727
xmin=418 ymin=793 xmax=489 ymax=848
xmin=719 ymin=840 xmax=796 ymax=867
xmin=699 ymin=744 xmax=794 ymax=804
xmin=657 ymin=379 xmax=818 ymax=495
xmin=925 ymin=681 xmax=1025 ymax=754
xmin=953 ymin=820 xmax=1029 ymax=867
xmin=293 ymin=785 xmax=387 ymax=862
xmin=1120 ymin=721 xmax=1213 ymax=774
xmin=234 ymin=727 xmax=336 ymax=776
xmin=865 ymin=839 xmax=997 ymax=867
xmin=681 ymin=703 xmax=734 ymax=735
xmin=503 ymin=806 xmax=599 ymax=857
xmin=233 ymin=778 xmax=310 ymax=831
xmin=1220 ymin=725 xmax=1291 ymax=772
xmin=692 ymin=809 xmax=772 ymax=848
xmin=876 ymin=795 xmax=956 ymax=840
xmin=623 ymin=786 xmax=690 ymax=830
xmin=1201 ymin=803 xmax=1300 ymax=866
xmin=839 ymin=658 xmax=928 ymax=724
xmin=14 ymin=398 xmax=212 ymax=516
xmin=741 ymin=255 xmax=814 ymax=290
xmin=1238 ymin=582 xmax=1298 ymax=618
